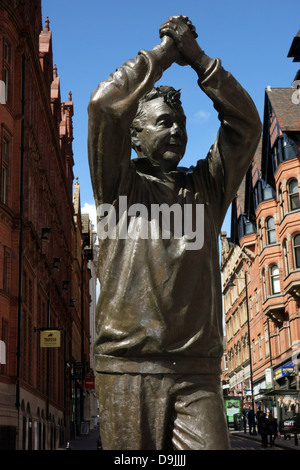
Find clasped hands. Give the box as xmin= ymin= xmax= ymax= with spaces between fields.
xmin=159 ymin=15 xmax=202 ymax=67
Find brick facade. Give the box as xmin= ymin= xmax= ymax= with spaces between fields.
xmin=0 ymin=1 xmax=93 ymax=449
xmin=221 ymin=35 xmax=300 ymax=421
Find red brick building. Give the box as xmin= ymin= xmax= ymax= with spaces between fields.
xmin=0 ymin=1 xmax=92 ymax=449
xmin=221 ymin=32 xmax=300 ymax=423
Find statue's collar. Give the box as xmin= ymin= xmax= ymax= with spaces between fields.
xmin=132 ymin=157 xmax=190 ymax=177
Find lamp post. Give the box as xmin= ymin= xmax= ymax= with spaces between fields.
xmin=228 ymin=270 xmax=257 ymax=435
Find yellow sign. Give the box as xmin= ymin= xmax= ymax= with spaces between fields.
xmin=40 ymin=330 xmax=61 ymax=348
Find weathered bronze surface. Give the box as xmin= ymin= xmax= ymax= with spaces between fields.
xmin=88 ymin=16 xmax=261 ymax=450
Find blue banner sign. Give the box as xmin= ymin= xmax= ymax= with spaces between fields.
xmin=274 ymin=361 xmax=295 ymax=380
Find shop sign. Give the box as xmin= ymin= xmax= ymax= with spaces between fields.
xmin=85 ymin=378 xmax=95 ymax=389
xmin=274 ymin=361 xmax=295 ymax=380
xmin=265 ymin=368 xmax=274 ymax=389
xmin=40 ymin=329 xmax=61 ymax=348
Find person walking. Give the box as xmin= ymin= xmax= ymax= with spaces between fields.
xmin=247 ymin=408 xmax=255 ymax=435
xmin=268 ymin=412 xmax=278 ymax=447
xmin=258 ymin=412 xmax=269 ymax=448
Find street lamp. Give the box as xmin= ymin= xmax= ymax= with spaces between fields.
xmin=228 ymin=270 xmax=257 ymax=435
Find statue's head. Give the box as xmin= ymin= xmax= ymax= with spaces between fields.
xmin=130 ymin=86 xmax=187 ymax=172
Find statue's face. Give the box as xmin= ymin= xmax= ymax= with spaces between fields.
xmin=136 ymin=97 xmax=187 ymax=171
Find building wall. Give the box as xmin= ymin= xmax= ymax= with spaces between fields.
xmin=222 ymin=82 xmax=300 ymax=418
xmin=0 ymin=0 xmax=78 ymax=449
xmin=221 ymin=234 xmax=252 ymax=408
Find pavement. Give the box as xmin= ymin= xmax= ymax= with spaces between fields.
xmin=231 ymin=429 xmax=300 ymax=451
xmin=62 ymin=426 xmax=300 ymax=451
xmin=64 ymin=428 xmax=101 ymax=451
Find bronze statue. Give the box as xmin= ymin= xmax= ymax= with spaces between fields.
xmin=88 ymin=16 xmax=261 ymax=450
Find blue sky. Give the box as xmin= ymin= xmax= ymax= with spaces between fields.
xmin=41 ymin=0 xmax=299 ymax=235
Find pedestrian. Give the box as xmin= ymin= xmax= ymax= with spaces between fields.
xmin=258 ymin=412 xmax=269 ymax=447
xmin=247 ymin=408 xmax=255 ymax=435
xmin=242 ymin=408 xmax=247 ymax=433
xmin=256 ymin=406 xmax=263 ymax=422
xmin=268 ymin=412 xmax=277 ymax=447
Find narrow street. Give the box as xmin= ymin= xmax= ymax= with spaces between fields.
xmin=64 ymin=428 xmax=300 ymax=451
xmin=230 ymin=433 xmax=282 ymax=450
xmin=230 ymin=431 xmax=300 ymax=451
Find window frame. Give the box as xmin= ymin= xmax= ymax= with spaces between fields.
xmin=293 ymin=234 xmax=300 ymax=269
xmin=266 ymin=216 xmax=276 ymax=245
xmin=288 ymin=179 xmax=300 ymax=212
xmin=1 ymin=137 xmax=10 ymax=205
xmin=270 ymin=265 xmax=281 ymax=295
xmin=3 ymin=41 xmax=11 ymax=104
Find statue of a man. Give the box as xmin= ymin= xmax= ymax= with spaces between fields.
xmin=88 ymin=16 xmax=261 ymax=450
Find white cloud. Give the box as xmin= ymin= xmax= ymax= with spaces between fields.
xmin=191 ymin=110 xmax=211 ymax=123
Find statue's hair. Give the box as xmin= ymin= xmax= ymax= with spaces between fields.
xmin=131 ymin=86 xmax=183 ymax=130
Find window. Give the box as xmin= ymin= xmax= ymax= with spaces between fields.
xmin=237 ymin=215 xmax=256 ymax=240
xmin=253 ymin=179 xmax=275 ymax=210
xmin=270 ymin=265 xmax=280 ymax=295
xmin=282 ymin=134 xmax=297 ymax=160
xmin=264 ymin=324 xmax=270 ymax=357
xmin=243 ymin=333 xmax=249 ymax=361
xmin=272 ymin=134 xmax=298 ymax=172
xmin=2 ymin=247 xmax=11 ymax=292
xmin=3 ymin=42 xmax=10 ymax=104
xmin=288 ymin=179 xmax=300 ymax=211
xmin=255 ymin=289 xmax=259 ymax=314
xmin=266 ymin=217 xmax=276 ymax=244
xmin=252 ymin=338 xmax=256 ymax=364
xmin=293 ymin=234 xmax=300 ymax=269
xmin=240 ymin=300 xmax=247 ymax=325
xmin=233 ymin=310 xmax=240 ymax=334
xmin=262 ymin=269 xmax=267 ymax=300
xmin=1 ymin=138 xmax=9 ymax=204
xmin=278 ymin=185 xmax=284 ymax=219
xmin=223 ymin=353 xmax=228 ymax=371
xmin=283 ymin=239 xmax=290 ymax=276
xmin=258 ymin=334 xmax=262 ymax=360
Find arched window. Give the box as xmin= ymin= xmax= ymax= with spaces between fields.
xmin=266 ymin=217 xmax=276 ymax=244
xmin=270 ymin=265 xmax=280 ymax=295
xmin=293 ymin=234 xmax=300 ymax=269
xmin=288 ymin=179 xmax=300 ymax=211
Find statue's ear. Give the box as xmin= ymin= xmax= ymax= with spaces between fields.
xmin=130 ymin=127 xmax=142 ymax=154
